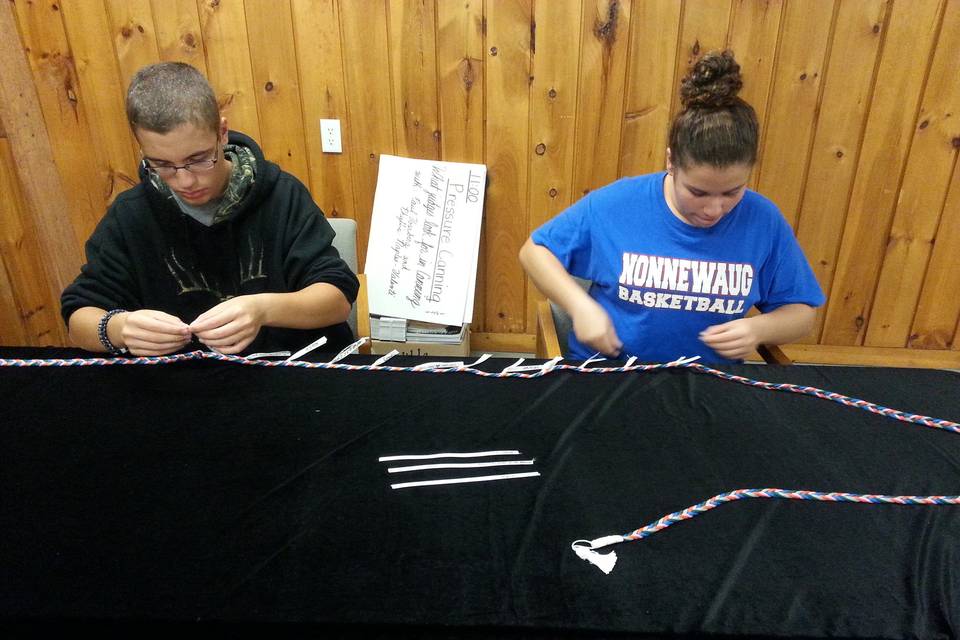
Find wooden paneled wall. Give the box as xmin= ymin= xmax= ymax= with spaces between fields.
xmin=1 ymin=0 xmax=959 ymax=366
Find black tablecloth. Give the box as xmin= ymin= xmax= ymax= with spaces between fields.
xmin=1 ymin=348 xmax=958 ymax=638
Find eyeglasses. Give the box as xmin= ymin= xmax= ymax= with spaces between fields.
xmin=143 ymin=146 xmax=219 ymax=179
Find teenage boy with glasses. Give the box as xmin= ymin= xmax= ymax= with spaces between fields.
xmin=61 ymin=62 xmax=359 ymax=357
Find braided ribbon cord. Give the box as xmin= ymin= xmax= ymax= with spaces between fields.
xmin=572 ymin=489 xmax=960 ymax=574
xmin=569 ymin=362 xmax=960 ymax=573
xmin=1 ymin=350 xmax=957 ymax=432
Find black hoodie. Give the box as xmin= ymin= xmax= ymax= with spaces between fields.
xmin=61 ymin=131 xmax=359 ymax=355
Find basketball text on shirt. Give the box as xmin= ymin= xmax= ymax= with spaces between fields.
xmin=617 ymin=253 xmax=754 ymax=315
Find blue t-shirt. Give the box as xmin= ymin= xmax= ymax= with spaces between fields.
xmin=531 ymin=172 xmax=825 ymax=364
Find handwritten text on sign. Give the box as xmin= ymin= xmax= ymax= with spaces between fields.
xmin=366 ymin=155 xmax=486 ymax=325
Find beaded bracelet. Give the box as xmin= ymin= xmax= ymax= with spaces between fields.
xmin=97 ymin=309 xmax=128 ymax=355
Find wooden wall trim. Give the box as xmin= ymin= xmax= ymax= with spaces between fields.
xmin=471 ymin=331 xmax=537 ymax=355
xmin=0 ymin=0 xmax=82 ymax=295
xmin=782 ymin=344 xmax=960 ymax=370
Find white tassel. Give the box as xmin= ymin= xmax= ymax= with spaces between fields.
xmin=571 ymin=535 xmax=625 ymax=575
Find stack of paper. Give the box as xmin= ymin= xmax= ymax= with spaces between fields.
xmin=405 ymin=321 xmax=468 ymax=344
xmin=365 ymin=155 xmax=486 ymax=343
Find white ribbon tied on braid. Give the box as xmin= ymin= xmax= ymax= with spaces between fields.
xmin=571 ymin=535 xmax=626 ymax=575
xmin=501 ymin=356 xmax=563 ymax=375
xmin=327 ymin=336 xmax=369 ymax=363
xmin=411 ymin=354 xmax=491 ymax=372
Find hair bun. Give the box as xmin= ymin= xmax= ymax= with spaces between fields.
xmin=680 ymin=50 xmax=743 ymax=109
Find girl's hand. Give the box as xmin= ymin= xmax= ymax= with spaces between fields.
xmin=571 ymin=299 xmax=623 ymax=358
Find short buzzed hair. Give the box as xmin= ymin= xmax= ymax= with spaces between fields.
xmin=125 ymin=62 xmax=220 ymax=135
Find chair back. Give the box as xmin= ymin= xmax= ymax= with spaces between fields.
xmin=550 ymin=277 xmax=592 ymax=356
xmin=327 ymin=217 xmax=359 ymax=336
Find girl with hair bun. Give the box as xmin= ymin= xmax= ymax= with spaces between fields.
xmin=519 ymin=50 xmax=824 ymax=364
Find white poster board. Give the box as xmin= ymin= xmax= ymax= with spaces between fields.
xmin=365 ymin=155 xmax=486 ymax=326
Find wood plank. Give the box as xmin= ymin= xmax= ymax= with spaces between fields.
xmin=671 ymin=0 xmax=733 ymax=117
xmin=0 ymin=0 xmax=83 ymax=304
xmin=340 ymin=0 xmax=396 ymax=270
xmin=754 ymin=0 xmax=835 ymax=229
xmin=391 ymin=0 xmax=440 ymax=161
xmin=0 ymin=252 xmax=29 ymax=346
xmin=527 ymin=0 xmax=583 ymax=229
xmin=471 ymin=331 xmax=537 ymax=355
xmin=727 ymin=0 xmax=782 ymax=127
xmin=525 ymin=0 xmax=583 ymax=330
xmin=436 ymin=0 xmax=482 ymax=163
xmin=356 ymin=273 xmax=370 ymax=353
xmin=0 ymin=136 xmax=67 ymax=346
xmin=104 ymin=0 xmax=161 ymax=87
xmin=151 ymin=0 xmax=207 ymax=72
xmin=0 ymin=129 xmax=31 ymax=346
xmin=291 ymin=0 xmax=354 ymax=220
xmin=781 ymin=343 xmax=960 ymax=370
xmin=792 ymin=0 xmax=888 ymax=344
xmin=197 ymin=0 xmax=262 ymax=140
xmin=955 ymin=276 xmax=960 ymax=352
xmin=535 ymin=300 xmax=561 ymax=358
xmin=726 ymin=0 xmax=783 ymax=189
xmin=484 ymin=0 xmax=532 ymax=334
xmin=619 ymin=0 xmax=681 ymax=177
xmin=435 ymin=0 xmax=482 ymax=327
xmin=822 ymin=0 xmax=944 ymax=346
xmin=244 ymin=0 xmax=310 ymax=185
xmin=59 ymin=0 xmax=141 ymax=202
xmin=11 ymin=0 xmax=108 ymax=248
xmin=910 ymin=156 xmax=960 ymax=349
xmin=866 ymin=0 xmax=960 ymax=347
xmin=571 ymin=0 xmax=632 ymax=197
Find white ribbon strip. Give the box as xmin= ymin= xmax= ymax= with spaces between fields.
xmin=578 ymin=353 xmax=608 ymax=369
xmin=327 ymin=336 xmax=369 ymax=363
xmin=371 ymin=350 xmax=400 ymax=367
xmin=387 ymin=459 xmax=535 ymax=474
xmin=411 ymin=354 xmax=492 ymax=371
xmin=500 ymin=356 xmax=564 ymax=375
xmin=285 ymin=336 xmax=328 ymax=362
xmin=245 ymin=351 xmax=292 ymax=359
xmin=379 ymin=450 xmax=520 ymax=462
xmin=391 ymin=471 xmax=540 ymax=490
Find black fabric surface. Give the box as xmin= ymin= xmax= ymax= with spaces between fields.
xmin=1 ymin=348 xmax=958 ymax=638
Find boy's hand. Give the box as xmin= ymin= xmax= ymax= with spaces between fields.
xmin=190 ymin=295 xmax=265 ymax=355
xmin=118 ymin=309 xmax=192 ymax=356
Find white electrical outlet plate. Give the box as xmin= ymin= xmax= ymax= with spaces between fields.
xmin=320 ymin=119 xmax=342 ymax=153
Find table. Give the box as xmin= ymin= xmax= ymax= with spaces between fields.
xmin=2 ymin=348 xmax=958 ymax=638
